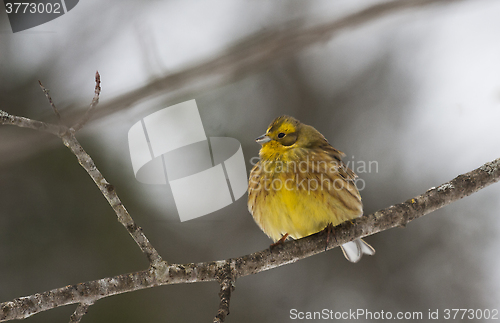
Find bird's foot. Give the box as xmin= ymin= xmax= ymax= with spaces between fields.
xmin=270 ymin=233 xmax=289 ymax=250
xmin=324 ymin=223 xmax=337 ymax=251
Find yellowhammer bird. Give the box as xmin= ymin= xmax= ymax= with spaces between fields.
xmin=248 ymin=115 xmax=375 ymax=262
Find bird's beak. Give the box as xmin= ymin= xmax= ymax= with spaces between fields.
xmin=256 ymin=134 xmax=271 ymax=144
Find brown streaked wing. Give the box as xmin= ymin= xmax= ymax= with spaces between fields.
xmin=309 ymin=149 xmax=362 ymax=208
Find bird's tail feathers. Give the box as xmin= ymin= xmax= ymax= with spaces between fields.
xmin=340 ymin=238 xmax=375 ymax=263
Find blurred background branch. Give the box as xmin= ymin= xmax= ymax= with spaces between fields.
xmin=0 ymin=0 xmax=460 ymax=167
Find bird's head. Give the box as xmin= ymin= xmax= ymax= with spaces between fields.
xmin=255 ymin=115 xmax=329 ymax=162
xmin=256 ymin=115 xmax=300 ymax=148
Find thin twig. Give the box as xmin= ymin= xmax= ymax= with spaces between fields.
xmin=72 ymin=71 xmax=101 ymax=132
xmin=68 ymin=303 xmax=92 ymax=323
xmin=38 ymin=80 xmax=63 ymax=124
xmin=1 ymin=156 xmax=499 ymax=321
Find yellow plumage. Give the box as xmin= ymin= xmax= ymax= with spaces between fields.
xmin=248 ymin=115 xmax=374 ymax=262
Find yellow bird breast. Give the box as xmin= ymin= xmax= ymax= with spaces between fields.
xmin=248 ymin=162 xmax=363 ymax=242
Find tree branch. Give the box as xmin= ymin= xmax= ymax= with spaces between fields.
xmin=1 ymin=153 xmax=498 ymax=321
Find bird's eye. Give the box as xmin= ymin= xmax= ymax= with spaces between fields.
xmin=277 ymin=132 xmax=285 ymax=139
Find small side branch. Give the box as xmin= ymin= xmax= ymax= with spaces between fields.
xmin=38 ymin=80 xmax=62 ymax=124
xmin=214 ymin=280 xmax=235 ymax=323
xmin=72 ymin=71 xmax=101 ymax=132
xmin=214 ymin=262 xmax=236 ymax=323
xmin=68 ymin=303 xmax=92 ymax=323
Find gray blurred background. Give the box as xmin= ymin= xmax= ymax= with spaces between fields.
xmin=1 ymin=0 xmax=500 ymax=322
